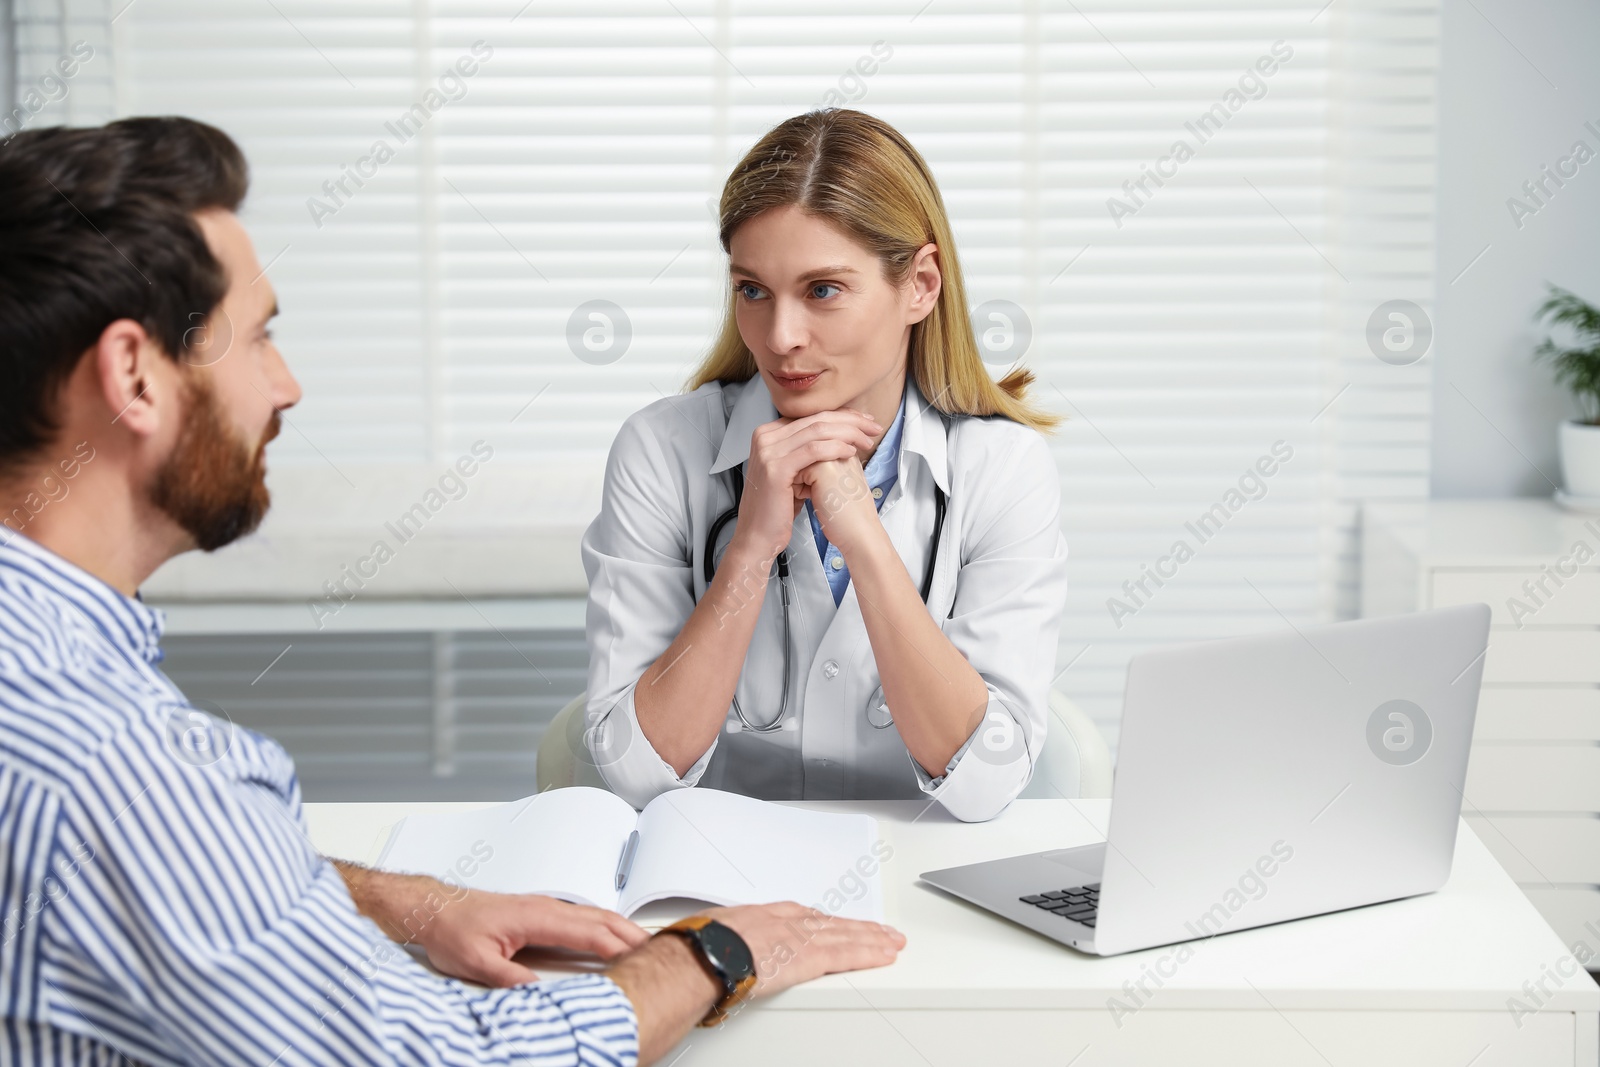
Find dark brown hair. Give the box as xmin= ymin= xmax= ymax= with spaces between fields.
xmin=0 ymin=116 xmax=248 ymax=471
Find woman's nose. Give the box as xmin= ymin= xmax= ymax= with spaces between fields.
xmin=766 ymin=298 xmax=807 ymax=353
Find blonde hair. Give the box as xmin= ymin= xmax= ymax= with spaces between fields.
xmin=684 ymin=109 xmax=1061 ymax=434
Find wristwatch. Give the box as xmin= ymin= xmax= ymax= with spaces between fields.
xmin=657 ymin=916 xmax=757 ymax=1027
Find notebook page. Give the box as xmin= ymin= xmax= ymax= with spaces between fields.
xmin=378 ymin=787 xmax=638 ymax=909
xmin=619 ymin=789 xmax=884 ymax=921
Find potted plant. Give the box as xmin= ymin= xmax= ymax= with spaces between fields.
xmin=1533 ymin=284 xmax=1600 ymax=502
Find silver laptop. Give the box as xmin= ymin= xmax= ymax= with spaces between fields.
xmin=921 ymin=604 xmax=1491 ymax=956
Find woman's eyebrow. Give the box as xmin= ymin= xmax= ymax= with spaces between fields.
xmin=797 ymin=265 xmax=861 ymax=282
xmin=727 ymin=263 xmax=861 ymax=282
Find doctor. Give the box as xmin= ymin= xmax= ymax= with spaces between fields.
xmin=581 ymin=109 xmax=1069 ymax=823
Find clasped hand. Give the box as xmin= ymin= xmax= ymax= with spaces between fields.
xmin=733 ymin=408 xmax=886 ymax=561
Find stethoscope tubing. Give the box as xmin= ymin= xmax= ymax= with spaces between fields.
xmin=698 ymin=462 xmax=947 ymax=732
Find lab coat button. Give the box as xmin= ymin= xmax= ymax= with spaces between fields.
xmin=822 ymin=660 xmax=840 ymax=679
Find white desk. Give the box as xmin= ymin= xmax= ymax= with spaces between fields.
xmin=306 ymin=799 xmax=1600 ymax=1067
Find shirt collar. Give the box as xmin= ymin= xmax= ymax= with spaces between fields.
xmin=861 ymin=388 xmax=907 ymax=488
xmin=0 ymin=529 xmax=167 ymax=665
xmin=710 ymin=371 xmax=950 ymax=494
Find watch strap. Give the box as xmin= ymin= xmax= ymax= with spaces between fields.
xmin=660 ymin=916 xmax=758 ymax=1027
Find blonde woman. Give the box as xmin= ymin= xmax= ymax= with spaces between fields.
xmin=580 ymin=109 xmax=1068 ymax=822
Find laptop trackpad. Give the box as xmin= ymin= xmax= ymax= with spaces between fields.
xmin=1036 ymin=843 xmax=1106 ymax=887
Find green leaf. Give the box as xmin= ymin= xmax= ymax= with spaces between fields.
xmin=1534 ymin=284 xmax=1600 ymax=420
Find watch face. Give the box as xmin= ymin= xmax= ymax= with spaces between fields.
xmin=699 ymin=921 xmax=755 ymax=982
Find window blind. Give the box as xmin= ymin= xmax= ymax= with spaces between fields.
xmin=22 ymin=0 xmax=1439 ymax=757
xmin=9 ymin=0 xmax=114 ymax=133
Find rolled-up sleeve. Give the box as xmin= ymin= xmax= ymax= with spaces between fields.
xmin=912 ymin=430 xmax=1069 ymax=822
xmin=580 ymin=410 xmax=717 ymax=810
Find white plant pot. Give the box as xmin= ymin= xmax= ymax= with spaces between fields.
xmin=1558 ymin=419 xmax=1600 ymax=497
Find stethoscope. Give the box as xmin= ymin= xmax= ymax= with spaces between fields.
xmin=700 ymin=462 xmax=948 ymax=734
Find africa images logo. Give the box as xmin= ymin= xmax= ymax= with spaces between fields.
xmin=163 ymin=701 xmax=235 ymax=768
xmin=1365 ymin=699 xmax=1432 ymax=766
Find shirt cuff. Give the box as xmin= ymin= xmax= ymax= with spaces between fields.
xmin=912 ymin=730 xmax=977 ymax=790
xmin=592 ymin=683 xmax=718 ymax=809
xmin=908 ymin=687 xmax=1033 ymax=823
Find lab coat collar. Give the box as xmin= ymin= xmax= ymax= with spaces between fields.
xmin=709 ymin=370 xmax=950 ymax=494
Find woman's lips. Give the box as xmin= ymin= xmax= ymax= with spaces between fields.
xmin=773 ymin=370 xmax=823 ymax=391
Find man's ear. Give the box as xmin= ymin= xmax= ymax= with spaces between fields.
xmin=906 ymin=242 xmax=942 ymax=325
xmin=92 ymin=318 xmax=168 ymax=438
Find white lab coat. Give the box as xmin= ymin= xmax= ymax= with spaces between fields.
xmin=580 ymin=371 xmax=1069 ymax=822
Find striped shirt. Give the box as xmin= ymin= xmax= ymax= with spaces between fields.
xmin=0 ymin=531 xmax=639 ymax=1066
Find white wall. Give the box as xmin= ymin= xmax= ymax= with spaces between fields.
xmin=1431 ymin=0 xmax=1600 ymax=497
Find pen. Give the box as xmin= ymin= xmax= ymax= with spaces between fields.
xmin=615 ymin=829 xmax=640 ymax=890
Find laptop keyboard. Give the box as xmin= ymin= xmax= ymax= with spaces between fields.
xmin=1019 ymin=884 xmax=1099 ymax=927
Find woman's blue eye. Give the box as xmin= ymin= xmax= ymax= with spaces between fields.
xmin=811 ymin=283 xmax=841 ymax=300
xmin=736 ymin=283 xmax=766 ymax=301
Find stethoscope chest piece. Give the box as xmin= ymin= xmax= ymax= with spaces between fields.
xmin=865 ymin=684 xmax=894 ymax=729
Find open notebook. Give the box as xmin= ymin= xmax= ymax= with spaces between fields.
xmin=377 ymin=787 xmax=886 ymax=922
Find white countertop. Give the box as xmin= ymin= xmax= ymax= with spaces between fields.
xmin=141 ymin=461 xmax=600 ymax=602
xmin=1365 ymin=498 xmax=1600 ymax=567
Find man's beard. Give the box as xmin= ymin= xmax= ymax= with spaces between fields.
xmin=150 ymin=376 xmax=277 ymax=552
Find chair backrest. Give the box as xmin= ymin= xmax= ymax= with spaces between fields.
xmin=535 ymin=694 xmax=611 ymax=792
xmin=1017 ymin=689 xmax=1114 ymax=800
xmin=537 ymin=688 xmax=1113 ymax=799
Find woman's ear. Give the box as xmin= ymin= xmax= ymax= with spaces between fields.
xmin=905 ymin=242 xmax=942 ymax=325
xmin=93 ymin=318 xmax=167 ymax=439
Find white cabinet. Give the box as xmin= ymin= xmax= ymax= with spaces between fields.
xmin=1363 ymin=500 xmax=1600 ymax=964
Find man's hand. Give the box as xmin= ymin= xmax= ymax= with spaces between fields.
xmin=705 ymin=902 xmax=904 ymax=999
xmin=332 ymin=860 xmax=648 ymax=987
xmin=416 ymin=887 xmax=649 ymax=987
xmin=607 ymin=902 xmax=904 ymax=1066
